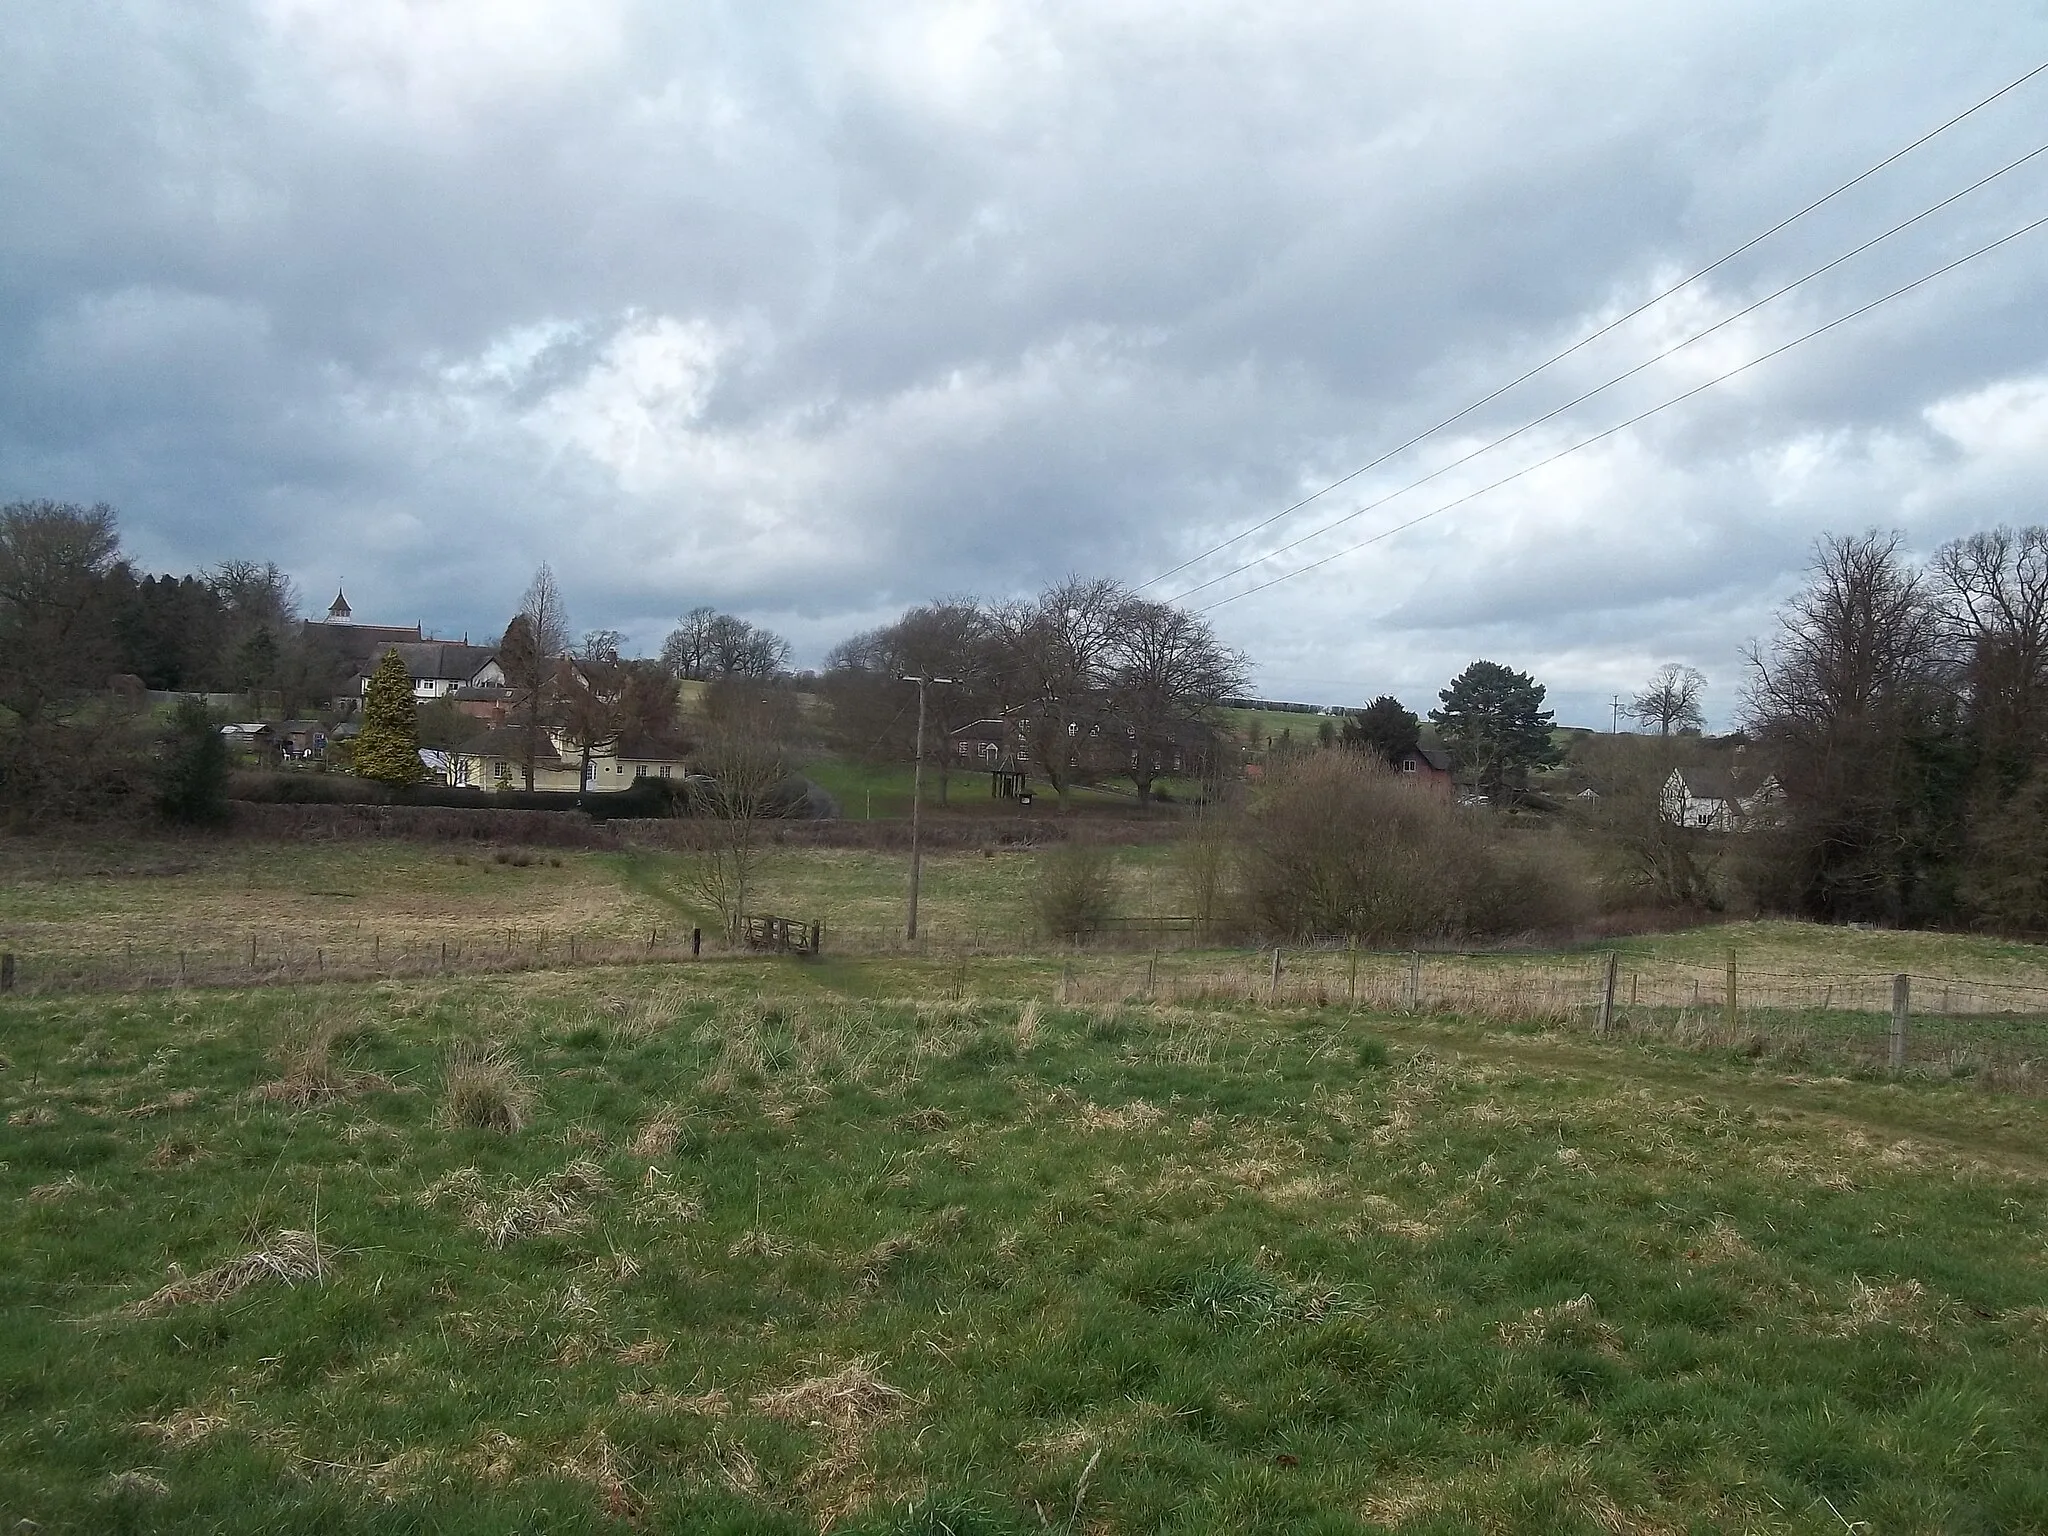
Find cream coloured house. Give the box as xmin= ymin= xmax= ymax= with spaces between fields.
xmin=449 ymin=726 xmax=689 ymax=793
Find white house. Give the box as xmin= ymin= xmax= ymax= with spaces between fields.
xmin=1660 ymin=767 xmax=1783 ymax=831
xmin=354 ymin=642 xmax=503 ymax=702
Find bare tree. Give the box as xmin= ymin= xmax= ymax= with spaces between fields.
xmin=489 ymin=566 xmax=572 ymax=791
xmin=709 ymin=612 xmax=789 ymax=677
xmin=495 ymin=614 xmax=547 ymax=791
xmin=661 ymin=606 xmax=789 ymax=680
xmin=209 ymin=559 xmax=300 ymax=630
xmin=619 ymin=658 xmax=688 ymax=748
xmin=1932 ymin=526 xmax=2048 ymax=779
xmin=995 ymin=576 xmax=1127 ymax=807
xmin=1629 ymin=664 xmax=1708 ymax=736
xmin=661 ymin=606 xmax=718 ymax=680
xmin=579 ymin=628 xmax=624 ymax=664
xmin=822 ymin=599 xmax=992 ymax=801
xmin=1743 ymin=531 xmax=1954 ymax=921
xmin=556 ymin=656 xmax=627 ymax=792
xmin=1569 ymin=733 xmax=1723 ymax=909
xmin=521 ymin=564 xmax=572 ymax=661
xmin=0 ymin=500 xmax=123 ymax=728
xmin=676 ymin=710 xmax=789 ymax=931
xmin=1103 ymin=595 xmax=1246 ymax=805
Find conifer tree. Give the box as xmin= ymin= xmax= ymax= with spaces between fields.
xmin=155 ymin=697 xmax=230 ymax=825
xmin=355 ymin=648 xmax=425 ymax=786
xmin=1430 ymin=660 xmax=1562 ymax=804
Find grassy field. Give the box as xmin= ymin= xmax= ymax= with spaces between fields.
xmin=0 ymin=839 xmax=1088 ymax=978
xmin=0 ymin=838 xmax=1214 ymax=985
xmin=4 ymin=955 xmax=2048 ymax=1533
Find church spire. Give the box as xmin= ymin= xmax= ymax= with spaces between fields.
xmin=327 ymin=585 xmax=352 ymax=622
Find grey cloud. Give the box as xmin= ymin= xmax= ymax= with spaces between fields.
xmin=4 ymin=0 xmax=2048 ymax=715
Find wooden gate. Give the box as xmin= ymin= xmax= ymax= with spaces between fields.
xmin=734 ymin=914 xmax=823 ymax=955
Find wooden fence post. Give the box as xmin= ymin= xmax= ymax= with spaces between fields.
xmin=0 ymin=953 xmax=14 ymax=993
xmin=1060 ymin=960 xmax=1072 ymax=1004
xmin=1402 ymin=950 xmax=1420 ymax=1014
xmin=1890 ymin=974 xmax=1910 ymax=1071
xmin=1269 ymin=947 xmax=1282 ymax=1005
xmin=1347 ymin=939 xmax=1359 ymax=1007
xmin=1597 ymin=952 xmax=1618 ymax=1036
xmin=1724 ymin=949 xmax=1738 ymax=1036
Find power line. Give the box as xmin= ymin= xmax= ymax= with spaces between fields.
xmin=1162 ymin=137 xmax=2048 ymax=604
xmin=1196 ymin=211 xmax=2048 ymax=613
xmin=1138 ymin=57 xmax=2048 ymax=594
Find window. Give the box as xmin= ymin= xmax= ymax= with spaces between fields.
xmin=1400 ymin=759 xmax=1416 ymax=772
xmin=660 ymin=765 xmax=672 ymax=777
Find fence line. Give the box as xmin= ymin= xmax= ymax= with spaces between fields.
xmin=3 ymin=930 xmax=2043 ymax=1093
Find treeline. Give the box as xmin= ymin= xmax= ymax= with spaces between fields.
xmin=818 ymin=576 xmax=1246 ymax=807
xmin=1738 ymin=527 xmax=2048 ymax=932
xmin=0 ymin=501 xmax=303 ymax=703
xmin=0 ymin=501 xmax=304 ymax=821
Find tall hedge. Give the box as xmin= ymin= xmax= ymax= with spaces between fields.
xmin=155 ymin=697 xmax=230 ymax=825
xmin=355 ymin=648 xmax=426 ymax=787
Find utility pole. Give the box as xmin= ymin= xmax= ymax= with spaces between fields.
xmin=902 ymin=674 xmax=955 ymax=940
xmin=1610 ymin=694 xmax=1622 ymax=734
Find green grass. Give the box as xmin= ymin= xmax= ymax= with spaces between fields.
xmin=4 ymin=959 xmax=2048 ymax=1532
xmin=1606 ymin=918 xmax=2048 ymax=987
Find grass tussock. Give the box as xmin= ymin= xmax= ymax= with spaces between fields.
xmin=423 ymin=1160 xmax=608 ymax=1249
xmin=134 ymin=1407 xmax=230 ymax=1447
xmin=441 ymin=1042 xmax=535 ymax=1132
xmin=97 ymin=1470 xmax=170 ymax=1501
xmin=1013 ymin=997 xmax=1042 ymax=1050
xmin=753 ymin=1355 xmax=912 ymax=1433
xmin=252 ymin=1010 xmax=390 ymax=1108
xmin=1495 ymin=1293 xmax=1624 ymax=1356
xmin=629 ymin=1107 xmax=685 ymax=1158
xmin=120 ymin=1229 xmax=330 ymax=1316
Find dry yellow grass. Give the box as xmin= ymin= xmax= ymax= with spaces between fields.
xmin=119 ymin=1230 xmax=331 ymax=1316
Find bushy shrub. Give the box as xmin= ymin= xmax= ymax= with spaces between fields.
xmin=1033 ymin=841 xmax=1119 ymax=940
xmin=1958 ymin=767 xmax=2048 ymax=936
xmin=1235 ymin=750 xmax=1583 ymax=942
xmin=155 ymin=699 xmax=230 ymax=826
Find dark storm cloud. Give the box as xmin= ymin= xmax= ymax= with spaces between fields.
xmin=4 ymin=0 xmax=2047 ymax=726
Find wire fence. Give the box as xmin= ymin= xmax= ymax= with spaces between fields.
xmin=0 ymin=926 xmax=716 ymax=995
xmin=3 ymin=927 xmax=2044 ymax=1094
xmin=1042 ymin=945 xmax=2048 ymax=1094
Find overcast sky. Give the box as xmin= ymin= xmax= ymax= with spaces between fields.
xmin=5 ymin=2 xmax=2047 ymax=728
